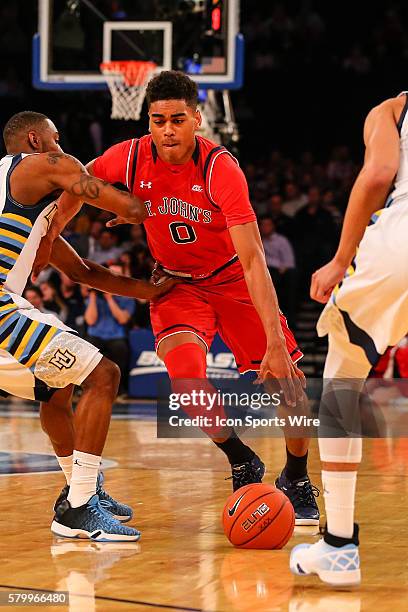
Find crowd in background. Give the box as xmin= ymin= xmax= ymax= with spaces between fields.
xmin=1 ymin=0 xmax=407 ymax=390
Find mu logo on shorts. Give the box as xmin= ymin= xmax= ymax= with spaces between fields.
xmin=49 ymin=348 xmax=76 ymax=370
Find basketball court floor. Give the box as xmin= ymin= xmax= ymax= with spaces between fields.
xmin=0 ymin=399 xmax=407 ymax=611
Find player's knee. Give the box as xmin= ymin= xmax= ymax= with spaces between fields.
xmin=84 ymin=357 xmax=121 ymax=399
xmin=319 ymin=437 xmax=362 ymax=464
xmin=164 ymin=342 xmax=207 ymax=378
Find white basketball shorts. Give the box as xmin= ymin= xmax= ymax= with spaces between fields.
xmin=317 ymin=201 xmax=408 ymax=368
xmin=0 ymin=292 xmax=102 ymax=401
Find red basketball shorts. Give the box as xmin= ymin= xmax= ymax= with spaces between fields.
xmin=150 ymin=261 xmax=303 ymax=373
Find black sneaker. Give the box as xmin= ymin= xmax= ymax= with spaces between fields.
xmin=228 ymin=454 xmax=266 ymax=491
xmin=275 ymin=470 xmax=320 ymax=526
xmin=53 ymin=472 xmax=133 ymax=523
xmin=51 ymin=495 xmax=140 ymax=542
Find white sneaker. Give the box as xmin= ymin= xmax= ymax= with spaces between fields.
xmin=290 ymin=538 xmax=361 ymax=586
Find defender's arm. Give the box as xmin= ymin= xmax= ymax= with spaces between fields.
xmin=311 ymin=97 xmax=402 ymax=303
xmin=49 ymin=236 xmax=177 ymax=300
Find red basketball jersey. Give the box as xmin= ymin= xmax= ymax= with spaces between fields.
xmin=92 ymin=135 xmax=256 ymax=278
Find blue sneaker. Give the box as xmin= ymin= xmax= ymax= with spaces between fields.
xmin=51 ymin=495 xmax=141 ymax=542
xmin=229 ymin=454 xmax=266 ymax=491
xmin=290 ymin=537 xmax=361 ymax=586
xmin=275 ymin=471 xmax=320 ymax=525
xmin=54 ymin=472 xmax=133 ymax=523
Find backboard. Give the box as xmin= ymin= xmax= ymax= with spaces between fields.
xmin=33 ymin=0 xmax=244 ymax=91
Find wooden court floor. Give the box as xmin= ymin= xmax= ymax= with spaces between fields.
xmin=0 ymin=402 xmax=407 ymax=611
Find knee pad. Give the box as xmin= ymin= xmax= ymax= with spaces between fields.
xmin=163 ymin=342 xmax=207 ymax=379
xmin=319 ymin=436 xmax=362 ymax=464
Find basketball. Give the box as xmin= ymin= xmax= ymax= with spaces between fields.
xmin=222 ymin=484 xmax=295 ymax=549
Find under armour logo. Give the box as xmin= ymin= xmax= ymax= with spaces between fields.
xmin=192 ymin=184 xmax=203 ymax=192
xmin=140 ymin=180 xmax=152 ymax=189
xmin=49 ymin=348 xmax=76 ymax=370
xmin=73 ymin=459 xmax=81 ymax=466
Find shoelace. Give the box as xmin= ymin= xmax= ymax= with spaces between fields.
xmin=89 ymin=503 xmax=125 ymax=529
xmin=289 ymin=481 xmax=320 ymax=509
xmin=98 ymin=489 xmax=115 ymax=505
xmin=225 ymin=463 xmax=261 ymax=488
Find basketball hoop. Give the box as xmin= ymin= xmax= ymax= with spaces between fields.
xmin=100 ymin=60 xmax=157 ymax=121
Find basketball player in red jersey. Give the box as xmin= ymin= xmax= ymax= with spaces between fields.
xmin=39 ymin=71 xmax=319 ymax=523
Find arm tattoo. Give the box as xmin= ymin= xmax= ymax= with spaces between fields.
xmin=46 ymin=152 xmax=73 ymax=165
xmin=69 ymin=174 xmax=109 ymax=199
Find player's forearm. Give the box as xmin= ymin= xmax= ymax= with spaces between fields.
xmin=49 ymin=192 xmax=83 ymax=241
xmin=81 ymin=259 xmax=157 ymax=300
xmin=242 ymin=253 xmax=286 ymax=346
xmin=334 ymin=168 xmax=393 ymax=266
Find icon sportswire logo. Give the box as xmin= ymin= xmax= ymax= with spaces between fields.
xmin=228 ymin=491 xmax=247 ymax=517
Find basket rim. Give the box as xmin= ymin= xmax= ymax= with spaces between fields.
xmin=100 ymin=60 xmax=157 ymax=74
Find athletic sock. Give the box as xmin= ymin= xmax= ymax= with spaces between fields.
xmin=214 ymin=433 xmax=255 ymax=465
xmin=284 ymin=447 xmax=308 ymax=481
xmin=56 ymin=454 xmax=73 ymax=485
xmin=322 ymin=470 xmax=357 ymax=539
xmin=67 ymin=450 xmax=101 ymax=508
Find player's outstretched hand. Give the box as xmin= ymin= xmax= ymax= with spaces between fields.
xmin=310 ymin=259 xmax=348 ymax=303
xmin=149 ymin=274 xmax=180 ymax=298
xmin=151 ymin=261 xmax=167 ymax=285
xmin=106 ymin=215 xmax=130 ymax=227
xmin=256 ymin=342 xmax=306 ymax=407
xmin=32 ymin=233 xmax=54 ymax=282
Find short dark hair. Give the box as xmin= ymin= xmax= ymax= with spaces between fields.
xmin=146 ymin=70 xmax=198 ymax=109
xmin=3 ymin=111 xmax=49 ymax=148
xmin=24 ymin=285 xmax=43 ymax=299
xmin=258 ymin=215 xmax=274 ymax=223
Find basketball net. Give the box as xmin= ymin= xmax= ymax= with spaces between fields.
xmin=100 ymin=61 xmax=157 ymax=121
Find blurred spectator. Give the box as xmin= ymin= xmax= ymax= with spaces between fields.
xmin=343 ymin=44 xmax=371 ymax=74
xmin=119 ymin=252 xmax=133 ymax=278
xmin=59 ymin=272 xmax=85 ymax=334
xmin=121 ymin=225 xmax=147 ymax=252
xmin=282 ymin=182 xmax=308 ymax=217
xmin=259 ymin=216 xmax=297 ymax=326
xmin=294 ymin=186 xmax=338 ymax=297
xmin=23 ymin=286 xmax=56 ymax=315
xmin=327 ymin=146 xmax=354 ymax=183
xmin=322 ymin=189 xmax=344 ymax=227
xmin=84 ymin=264 xmax=136 ymax=396
xmin=86 ymin=220 xmax=105 ymax=259
xmin=39 ymin=280 xmax=67 ymax=320
xmin=266 ymin=193 xmax=296 ymax=241
xmin=250 ymin=185 xmax=269 ymax=216
xmin=93 ymin=229 xmax=124 ymax=265
xmin=61 ymin=219 xmax=90 ymax=258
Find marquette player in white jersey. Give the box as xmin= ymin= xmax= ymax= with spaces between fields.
xmin=290 ymin=93 xmax=408 ymax=584
xmin=0 ymin=111 xmax=171 ymax=541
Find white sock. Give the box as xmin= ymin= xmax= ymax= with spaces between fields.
xmin=322 ymin=470 xmax=357 ymax=539
xmin=56 ymin=454 xmax=73 ymax=485
xmin=67 ymin=450 xmax=101 ymax=508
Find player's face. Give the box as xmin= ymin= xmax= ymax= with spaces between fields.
xmin=38 ymin=119 xmax=62 ymax=153
xmin=148 ymin=100 xmax=201 ymax=164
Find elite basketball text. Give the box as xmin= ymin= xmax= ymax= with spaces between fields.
xmin=241 ymin=502 xmax=270 ymax=532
